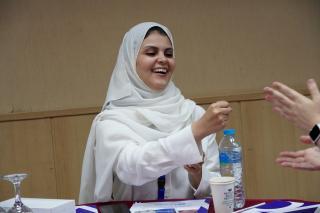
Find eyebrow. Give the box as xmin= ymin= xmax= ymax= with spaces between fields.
xmin=141 ymin=45 xmax=173 ymax=50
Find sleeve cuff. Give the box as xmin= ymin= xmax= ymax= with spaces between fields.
xmin=161 ymin=126 xmax=203 ymax=165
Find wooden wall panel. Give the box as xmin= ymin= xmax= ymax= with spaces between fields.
xmin=241 ymin=100 xmax=320 ymax=201
xmin=0 ymin=119 xmax=57 ymax=201
xmin=51 ymin=114 xmax=95 ymax=202
xmin=1 ymin=97 xmax=320 ymax=202
xmin=1 ymin=0 xmax=319 ymax=114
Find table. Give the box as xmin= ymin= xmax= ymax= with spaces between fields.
xmin=79 ymin=198 xmax=319 ymax=213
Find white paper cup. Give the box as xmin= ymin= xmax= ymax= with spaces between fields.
xmin=209 ymin=176 xmax=235 ymax=213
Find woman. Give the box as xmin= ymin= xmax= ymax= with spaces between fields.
xmin=79 ymin=22 xmax=232 ymax=203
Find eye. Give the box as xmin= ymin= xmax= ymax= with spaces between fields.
xmin=165 ymin=52 xmax=173 ymax=58
xmin=165 ymin=49 xmax=173 ymax=58
xmin=145 ymin=51 xmax=156 ymax=56
xmin=144 ymin=47 xmax=158 ymax=56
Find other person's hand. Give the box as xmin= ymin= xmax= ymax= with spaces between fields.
xmin=276 ymin=146 xmax=320 ymax=171
xmin=264 ymin=79 xmax=320 ymax=131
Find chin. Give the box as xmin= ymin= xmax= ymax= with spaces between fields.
xmin=150 ymin=83 xmax=168 ymax=92
xmin=148 ymin=79 xmax=171 ymax=91
xmin=152 ymin=87 xmax=166 ymax=92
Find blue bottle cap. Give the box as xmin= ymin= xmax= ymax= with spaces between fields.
xmin=223 ymin=129 xmax=236 ymax=135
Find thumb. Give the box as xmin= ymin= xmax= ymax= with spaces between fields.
xmin=307 ymin=79 xmax=320 ymax=101
xmin=299 ymin=135 xmax=313 ymax=145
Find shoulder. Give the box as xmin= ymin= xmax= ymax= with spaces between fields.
xmin=94 ymin=111 xmax=132 ymax=134
xmin=193 ymin=105 xmax=205 ymax=118
xmin=183 ymin=99 xmax=205 ymax=117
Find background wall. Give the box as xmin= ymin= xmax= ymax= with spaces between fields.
xmin=0 ymin=0 xmax=319 ymax=113
xmin=1 ymin=0 xmax=320 ymax=203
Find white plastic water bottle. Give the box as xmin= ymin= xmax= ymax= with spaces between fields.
xmin=219 ymin=129 xmax=245 ymax=209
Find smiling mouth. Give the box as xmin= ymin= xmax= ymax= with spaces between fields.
xmin=152 ymin=68 xmax=168 ymax=75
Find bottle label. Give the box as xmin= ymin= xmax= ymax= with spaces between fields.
xmin=219 ymin=151 xmax=241 ymax=164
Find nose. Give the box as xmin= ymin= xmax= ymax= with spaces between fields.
xmin=157 ymin=53 xmax=168 ymax=63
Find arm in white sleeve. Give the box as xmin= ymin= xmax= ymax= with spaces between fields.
xmin=191 ymin=105 xmax=221 ymax=197
xmin=95 ymin=120 xmax=203 ymax=186
xmin=194 ymin=133 xmax=221 ymax=198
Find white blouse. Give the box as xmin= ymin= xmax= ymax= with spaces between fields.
xmin=92 ymin=105 xmax=220 ymax=201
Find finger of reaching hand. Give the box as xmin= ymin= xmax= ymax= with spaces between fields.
xmin=270 ymin=89 xmax=295 ymax=108
xmin=277 ymin=156 xmax=304 ymax=163
xmin=278 ymin=150 xmax=305 ymax=158
xmin=276 ymin=157 xmax=289 ymax=164
xmin=263 ymin=87 xmax=275 ymax=99
xmin=263 ymin=86 xmax=294 ymax=109
xmin=272 ymin=81 xmax=302 ymax=101
xmin=307 ymin=79 xmax=320 ymax=101
xmin=281 ymin=162 xmax=314 ymax=171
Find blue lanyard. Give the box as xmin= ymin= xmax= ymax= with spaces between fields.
xmin=157 ymin=175 xmax=165 ymax=200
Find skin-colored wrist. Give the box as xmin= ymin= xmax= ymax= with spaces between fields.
xmin=188 ymin=172 xmax=201 ymax=189
xmin=311 ymin=117 xmax=320 ymax=129
xmin=185 ymin=164 xmax=203 ymax=189
xmin=191 ymin=121 xmax=206 ymax=143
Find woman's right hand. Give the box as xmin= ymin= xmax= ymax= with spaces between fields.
xmin=192 ymin=101 xmax=232 ymax=142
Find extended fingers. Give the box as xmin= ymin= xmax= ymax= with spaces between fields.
xmin=271 ymin=81 xmax=302 ymax=102
xmin=278 ymin=161 xmax=315 ymax=171
xmin=264 ymin=86 xmax=294 ymax=109
xmin=307 ymin=79 xmax=320 ymax=101
xmin=278 ymin=150 xmax=305 ymax=158
xmin=276 ymin=151 xmax=312 ymax=170
xmin=276 ymin=155 xmax=304 ymax=163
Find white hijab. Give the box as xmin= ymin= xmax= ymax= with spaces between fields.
xmin=79 ymin=22 xmax=196 ymax=203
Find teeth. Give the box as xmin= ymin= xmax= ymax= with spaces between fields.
xmin=153 ymin=68 xmax=167 ymax=74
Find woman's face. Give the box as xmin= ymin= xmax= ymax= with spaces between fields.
xmin=136 ymin=30 xmax=175 ymax=91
